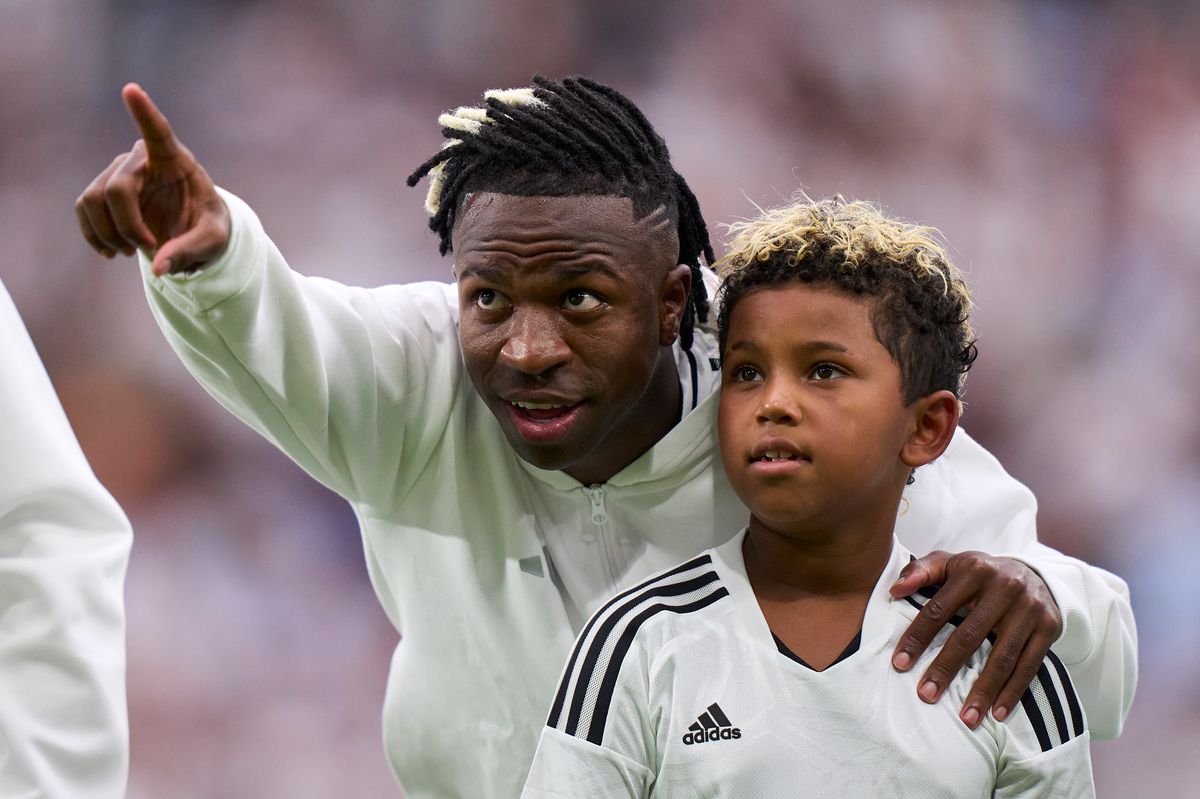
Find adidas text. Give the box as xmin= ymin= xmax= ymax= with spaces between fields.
xmin=682 ymin=727 xmax=741 ymax=745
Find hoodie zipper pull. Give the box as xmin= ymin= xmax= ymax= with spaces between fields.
xmin=587 ymin=484 xmax=608 ymax=526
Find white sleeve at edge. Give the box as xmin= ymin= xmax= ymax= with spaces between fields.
xmin=0 ymin=282 xmax=132 ymax=799
xmin=994 ymin=733 xmax=1096 ymax=798
xmin=521 ymin=727 xmax=653 ymax=798
xmin=897 ymin=427 xmax=1137 ymax=740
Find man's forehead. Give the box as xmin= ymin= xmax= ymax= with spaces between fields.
xmin=453 ymin=192 xmax=676 ymax=246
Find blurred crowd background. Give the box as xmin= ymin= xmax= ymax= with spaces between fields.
xmin=3 ymin=0 xmax=1198 ymax=795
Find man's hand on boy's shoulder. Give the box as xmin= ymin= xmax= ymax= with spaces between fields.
xmin=887 ymin=550 xmax=1062 ymax=731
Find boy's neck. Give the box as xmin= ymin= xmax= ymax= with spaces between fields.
xmin=741 ymin=504 xmax=899 ymax=599
xmin=742 ymin=505 xmax=900 ymax=671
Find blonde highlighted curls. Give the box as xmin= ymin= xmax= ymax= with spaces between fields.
xmin=715 ymin=195 xmax=977 ymax=402
xmin=718 ymin=195 xmax=966 ymax=301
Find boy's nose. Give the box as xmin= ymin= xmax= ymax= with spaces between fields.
xmin=756 ymin=381 xmax=800 ymax=425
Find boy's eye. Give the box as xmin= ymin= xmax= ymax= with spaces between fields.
xmin=475 ymin=289 xmax=512 ymax=311
xmin=562 ymin=289 xmax=602 ymax=311
xmin=730 ymin=364 xmax=763 ymax=382
xmin=811 ymin=363 xmax=846 ymax=381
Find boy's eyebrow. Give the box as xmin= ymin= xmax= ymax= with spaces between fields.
xmin=724 ymin=338 xmax=850 ymax=356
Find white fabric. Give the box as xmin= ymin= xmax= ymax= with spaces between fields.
xmin=138 ymin=189 xmax=1134 ymax=798
xmin=523 ymin=533 xmax=1096 ymax=798
xmin=0 ymin=281 xmax=132 ymax=798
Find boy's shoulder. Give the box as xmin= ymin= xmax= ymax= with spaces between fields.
xmin=568 ymin=537 xmax=748 ymax=667
xmin=893 ymin=565 xmax=1089 ymax=760
xmin=601 ymin=548 xmax=738 ymax=644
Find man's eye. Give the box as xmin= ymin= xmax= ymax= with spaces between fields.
xmin=562 ymin=289 xmax=602 ymax=311
xmin=811 ymin=363 xmax=846 ymax=380
xmin=475 ymin=289 xmax=511 ymax=311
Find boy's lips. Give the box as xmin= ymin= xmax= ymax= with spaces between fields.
xmin=748 ymin=438 xmax=811 ymax=474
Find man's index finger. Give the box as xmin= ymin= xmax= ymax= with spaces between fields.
xmin=121 ymin=83 xmax=179 ymax=159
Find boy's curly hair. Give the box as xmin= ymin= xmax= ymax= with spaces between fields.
xmin=715 ymin=195 xmax=977 ymax=404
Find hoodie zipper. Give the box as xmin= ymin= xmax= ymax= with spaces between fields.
xmin=586 ymin=484 xmax=619 ymax=589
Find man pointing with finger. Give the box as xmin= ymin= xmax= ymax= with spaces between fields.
xmin=76 ymin=78 xmax=1135 ymax=797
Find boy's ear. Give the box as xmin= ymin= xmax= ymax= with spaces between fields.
xmin=901 ymin=390 xmax=960 ymax=469
xmin=658 ymin=264 xmax=692 ymax=346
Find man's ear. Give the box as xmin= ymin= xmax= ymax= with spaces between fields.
xmin=659 ymin=264 xmax=692 ymax=346
xmin=901 ymin=390 xmax=960 ymax=469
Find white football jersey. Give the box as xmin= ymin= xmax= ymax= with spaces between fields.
xmin=523 ymin=531 xmax=1094 ymax=798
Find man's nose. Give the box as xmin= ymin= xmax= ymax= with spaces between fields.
xmin=498 ymin=310 xmax=571 ymax=375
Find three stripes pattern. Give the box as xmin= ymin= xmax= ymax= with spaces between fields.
xmin=547 ymin=555 xmax=729 ymax=745
xmin=903 ymin=589 xmax=1085 ymax=751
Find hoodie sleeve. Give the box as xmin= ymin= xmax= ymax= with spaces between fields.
xmin=0 ymin=281 xmax=132 ymax=799
xmin=138 ymin=188 xmax=465 ymax=511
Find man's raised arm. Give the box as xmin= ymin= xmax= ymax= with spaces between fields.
xmin=75 ymin=86 xmax=459 ymax=509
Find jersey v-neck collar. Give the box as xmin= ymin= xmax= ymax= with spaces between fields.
xmin=711 ymin=529 xmax=911 ymax=675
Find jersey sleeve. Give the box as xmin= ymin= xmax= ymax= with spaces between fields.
xmin=523 ymin=617 xmax=658 ymax=798
xmin=992 ymin=648 xmax=1096 ymax=797
xmin=895 ymin=426 xmax=1137 ymax=739
xmin=522 ymin=726 xmax=654 ymax=798
xmin=139 ymin=188 xmax=463 ymax=509
xmin=0 ymin=282 xmax=132 ymax=798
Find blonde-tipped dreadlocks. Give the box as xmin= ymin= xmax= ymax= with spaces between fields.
xmin=407 ymin=75 xmax=713 ymax=350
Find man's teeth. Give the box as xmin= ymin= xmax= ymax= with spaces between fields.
xmin=761 ymin=450 xmax=797 ymax=461
xmin=512 ymin=401 xmax=567 ymax=410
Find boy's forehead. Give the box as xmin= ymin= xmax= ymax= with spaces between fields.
xmin=728 ymin=283 xmax=880 ymax=345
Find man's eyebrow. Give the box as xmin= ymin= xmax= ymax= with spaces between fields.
xmin=456 ymin=260 xmax=622 ymax=282
xmin=456 ymin=263 xmax=508 ymax=282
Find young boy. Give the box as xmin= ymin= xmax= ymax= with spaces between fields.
xmin=521 ymin=196 xmax=1095 ymax=797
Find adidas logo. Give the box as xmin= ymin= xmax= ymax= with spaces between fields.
xmin=682 ymin=702 xmax=741 ymax=745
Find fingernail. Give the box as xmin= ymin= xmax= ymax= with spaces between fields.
xmin=993 ymin=705 xmax=1008 ymax=722
xmin=919 ymin=680 xmax=939 ymax=702
xmin=961 ymin=707 xmax=981 ymax=728
xmin=893 ymin=652 xmax=912 ymax=670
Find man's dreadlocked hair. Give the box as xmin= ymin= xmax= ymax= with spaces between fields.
xmin=406 ymin=75 xmax=714 ymax=350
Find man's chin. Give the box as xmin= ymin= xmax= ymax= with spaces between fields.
xmin=506 ymin=436 xmax=579 ymax=473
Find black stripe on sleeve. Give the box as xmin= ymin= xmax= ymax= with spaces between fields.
xmin=903 ymin=592 xmax=1083 ymax=752
xmin=1037 ymin=662 xmax=1072 ymax=746
xmin=563 ymin=572 xmax=722 ymax=736
xmin=1046 ymin=651 xmax=1086 ymax=737
xmin=585 ymin=588 xmax=730 ymax=745
xmin=546 ymin=554 xmax=712 ymax=728
xmin=1019 ymin=689 xmax=1055 ymax=753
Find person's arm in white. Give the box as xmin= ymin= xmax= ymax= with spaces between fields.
xmin=522 ymin=618 xmax=656 ymax=797
xmin=988 ymin=646 xmax=1096 ymax=798
xmin=0 ymin=281 xmax=132 ymax=799
xmin=139 ymin=189 xmax=459 ymax=509
xmin=896 ymin=427 xmax=1136 ymax=739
